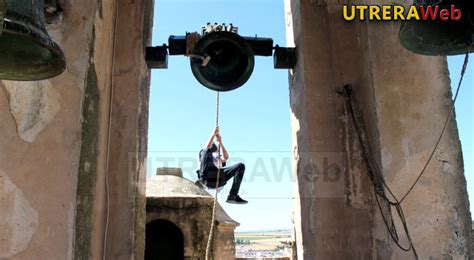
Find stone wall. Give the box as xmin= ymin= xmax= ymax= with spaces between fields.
xmin=369 ymin=23 xmax=470 ymax=260
xmin=285 ymin=0 xmax=470 ymax=259
xmin=147 ymin=198 xmax=213 ymax=259
xmin=0 ymin=1 xmax=96 ymax=258
xmin=214 ymin=225 xmax=237 ymax=260
xmin=146 ymin=198 xmax=236 ymax=259
xmin=0 ymin=0 xmax=152 ymax=259
xmin=100 ymin=0 xmax=152 ymax=258
xmin=145 ymin=171 xmax=239 ymax=259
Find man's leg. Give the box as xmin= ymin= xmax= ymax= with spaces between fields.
xmin=222 ymin=163 xmax=245 ymax=197
xmin=205 ymin=170 xmax=227 ymax=189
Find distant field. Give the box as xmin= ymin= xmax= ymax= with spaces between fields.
xmin=235 ymin=230 xmax=293 ymax=251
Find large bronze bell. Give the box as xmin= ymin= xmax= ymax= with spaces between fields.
xmin=190 ymin=31 xmax=254 ymax=92
xmin=0 ymin=0 xmax=66 ymax=81
xmin=149 ymin=25 xmax=295 ymax=92
xmin=399 ymin=0 xmax=473 ymax=56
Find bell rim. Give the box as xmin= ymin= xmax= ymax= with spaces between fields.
xmin=190 ymin=31 xmax=255 ymax=92
xmin=0 ymin=15 xmax=66 ymax=81
xmin=398 ymin=0 xmax=474 ymax=56
xmin=399 ymin=21 xmax=474 ymax=56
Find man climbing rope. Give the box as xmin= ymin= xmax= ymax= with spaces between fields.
xmin=196 ymin=126 xmax=248 ymax=204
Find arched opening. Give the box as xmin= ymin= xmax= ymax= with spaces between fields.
xmin=145 ymin=219 xmax=184 ymax=260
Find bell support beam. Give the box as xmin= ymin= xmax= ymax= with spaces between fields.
xmin=145 ymin=34 xmax=297 ymax=70
xmin=242 ymin=36 xmax=273 ymax=56
xmin=145 ymin=29 xmax=297 ymax=91
xmin=168 ymin=35 xmax=186 ymax=55
xmin=273 ymin=45 xmax=297 ymax=69
xmin=166 ymin=35 xmax=276 ymax=57
xmin=145 ymin=45 xmax=168 ymax=69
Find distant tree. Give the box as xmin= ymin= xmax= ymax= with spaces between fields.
xmin=235 ymin=238 xmax=253 ymax=245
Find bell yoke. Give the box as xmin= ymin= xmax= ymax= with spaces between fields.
xmin=145 ymin=22 xmax=297 ymax=92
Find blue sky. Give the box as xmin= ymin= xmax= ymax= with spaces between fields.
xmin=449 ymin=54 xmax=473 ymax=216
xmin=147 ymin=0 xmax=473 ymax=231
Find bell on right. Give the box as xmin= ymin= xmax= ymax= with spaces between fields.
xmin=399 ymin=0 xmax=474 ymax=56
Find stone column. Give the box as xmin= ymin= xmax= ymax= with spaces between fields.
xmin=367 ymin=16 xmax=471 ymax=260
xmin=102 ymin=0 xmax=152 ymax=259
xmin=0 ymin=1 xmax=98 ymax=259
xmin=0 ymin=0 xmax=153 ymax=259
xmin=285 ymin=0 xmax=470 ymax=259
xmin=214 ymin=225 xmax=237 ymax=260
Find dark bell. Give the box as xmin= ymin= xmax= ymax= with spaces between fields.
xmin=0 ymin=0 xmax=66 ymax=81
xmin=399 ymin=0 xmax=473 ymax=56
xmin=190 ymin=31 xmax=254 ymax=92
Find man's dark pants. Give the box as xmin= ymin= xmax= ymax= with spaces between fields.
xmin=198 ymin=148 xmax=245 ymax=196
xmin=205 ymin=163 xmax=245 ymax=196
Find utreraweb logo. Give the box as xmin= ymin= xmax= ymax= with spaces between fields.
xmin=343 ymin=4 xmax=462 ymax=21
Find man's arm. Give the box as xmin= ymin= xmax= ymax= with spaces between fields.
xmin=205 ymin=127 xmax=218 ymax=149
xmin=215 ymin=133 xmax=229 ymax=161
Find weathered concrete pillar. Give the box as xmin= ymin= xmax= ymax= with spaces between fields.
xmin=285 ymin=0 xmax=470 ymax=259
xmin=102 ymin=0 xmax=152 ymax=259
xmin=0 ymin=0 xmax=152 ymax=259
xmin=0 ymin=1 xmax=97 ymax=259
xmin=285 ymin=0 xmax=379 ymax=258
xmin=367 ymin=17 xmax=471 ymax=260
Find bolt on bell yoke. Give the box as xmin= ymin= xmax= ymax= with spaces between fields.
xmin=145 ymin=23 xmax=298 ymax=92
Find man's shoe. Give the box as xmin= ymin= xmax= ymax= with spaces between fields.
xmin=226 ymin=194 xmax=248 ymax=204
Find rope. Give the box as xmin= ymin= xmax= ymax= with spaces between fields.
xmin=342 ymin=85 xmax=418 ymax=259
xmin=205 ymin=91 xmax=221 ymax=260
xmin=215 ymin=92 xmax=220 ymax=127
xmin=341 ymin=52 xmax=469 ymax=259
xmin=102 ymin=1 xmax=120 ymax=259
xmin=399 ymin=52 xmax=469 ymax=203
